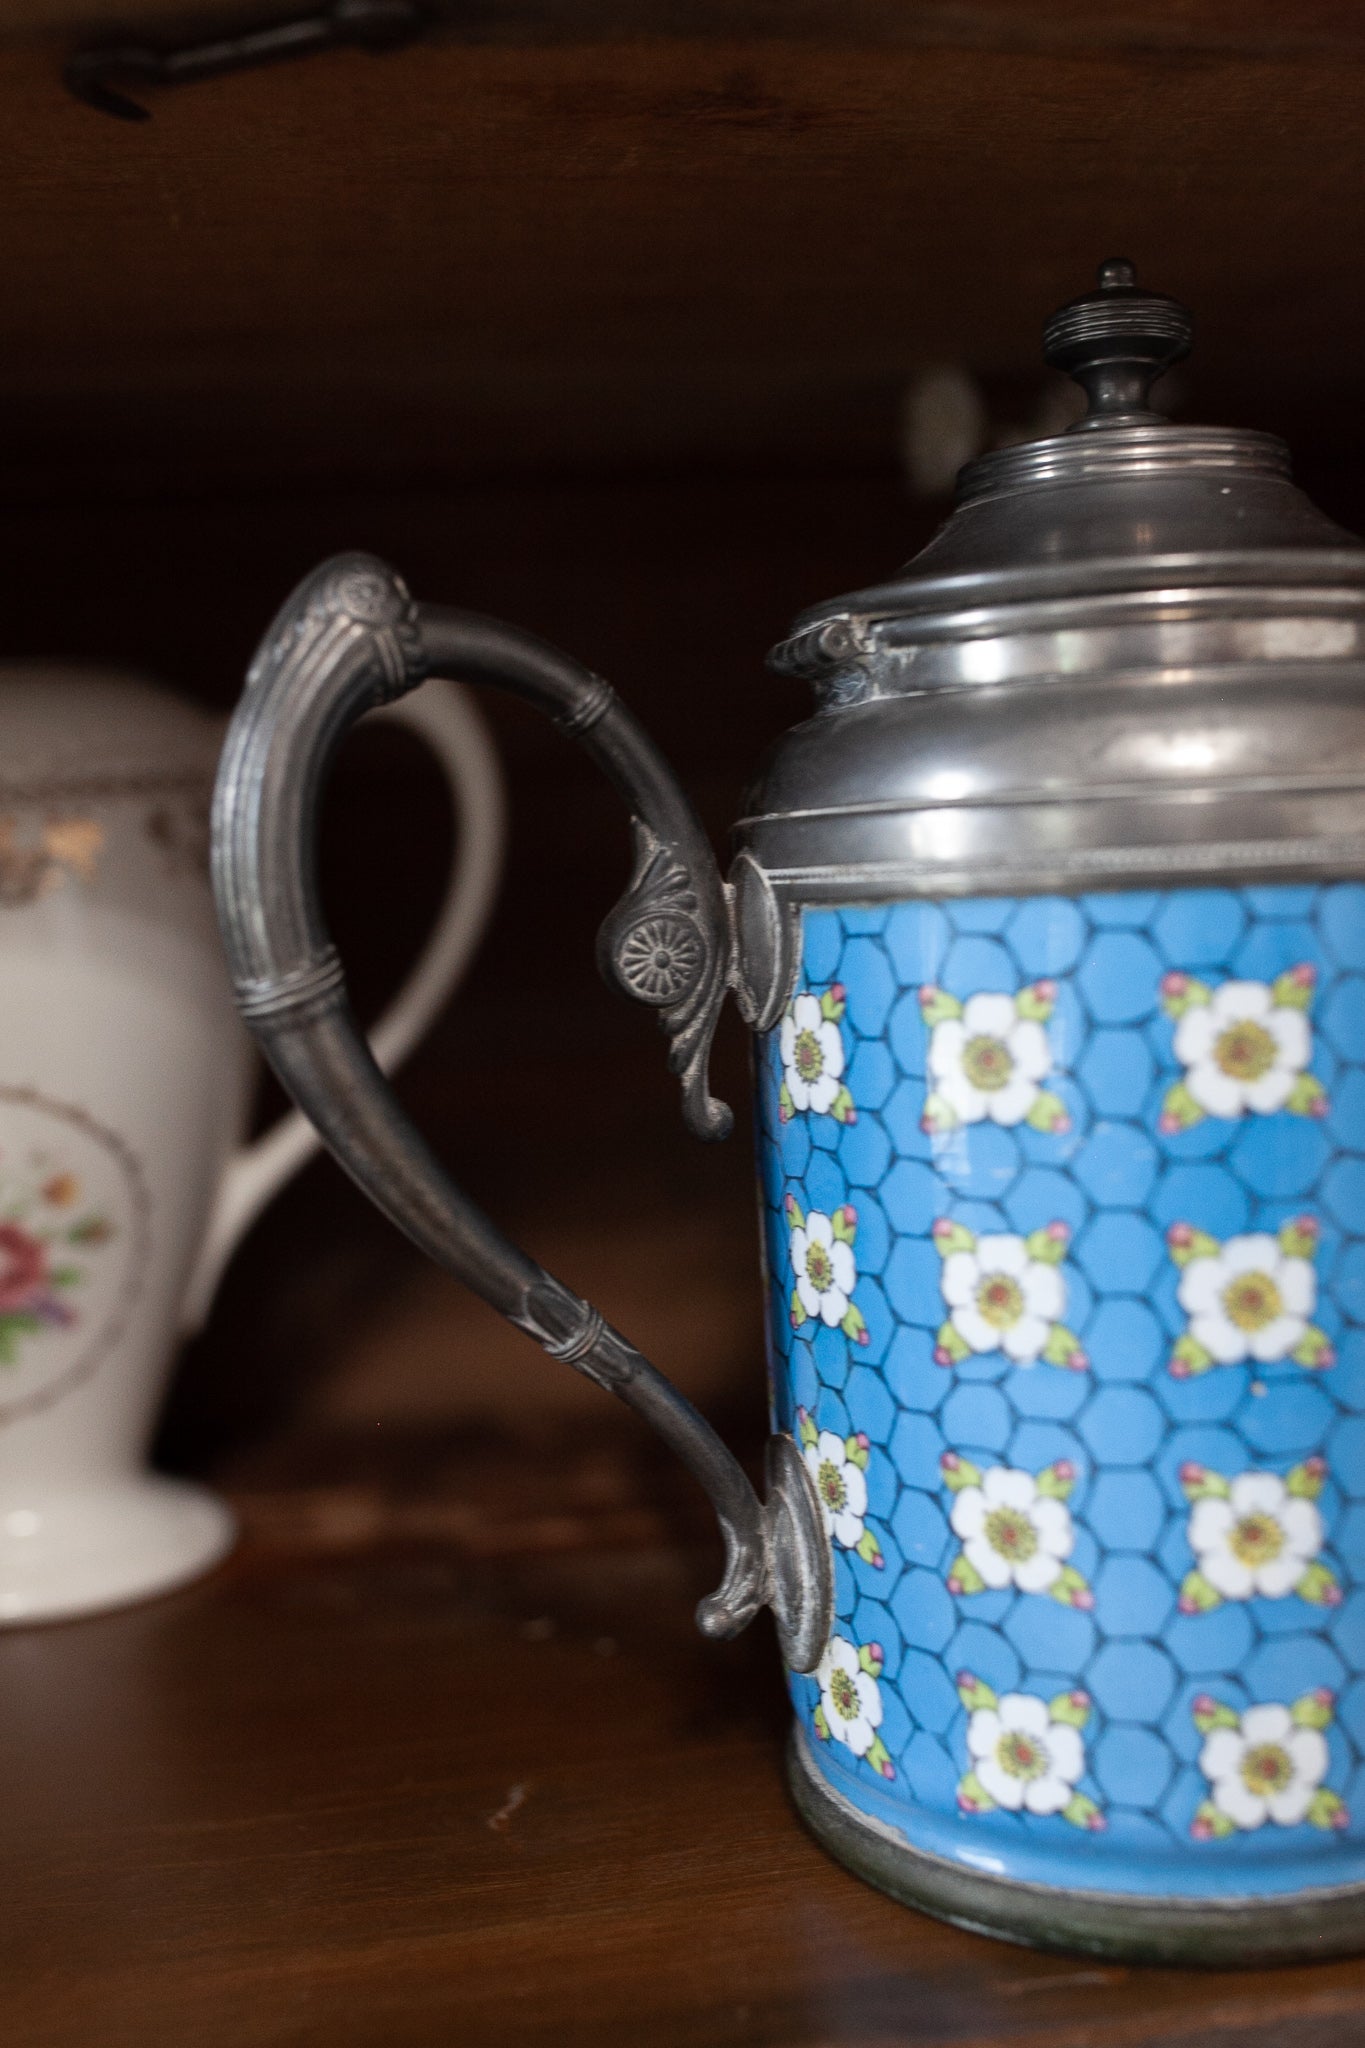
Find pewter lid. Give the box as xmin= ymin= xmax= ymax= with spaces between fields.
xmin=772 ymin=261 xmax=1365 ymax=679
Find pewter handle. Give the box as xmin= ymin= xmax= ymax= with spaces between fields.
xmin=211 ymin=553 xmax=831 ymax=1671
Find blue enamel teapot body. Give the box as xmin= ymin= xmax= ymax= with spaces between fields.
xmin=212 ymin=265 xmax=1365 ymax=1961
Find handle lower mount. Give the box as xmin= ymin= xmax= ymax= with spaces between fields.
xmin=210 ymin=553 xmax=831 ymax=1671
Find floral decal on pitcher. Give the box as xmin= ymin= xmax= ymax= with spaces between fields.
xmin=1159 ymin=967 xmax=1326 ymax=1130
xmin=0 ymin=1162 xmax=115 ymax=1367
xmin=796 ymin=1407 xmax=884 ymax=1567
xmin=1191 ymin=1691 xmax=1347 ymax=1837
xmin=920 ymin=982 xmax=1069 ymax=1134
xmin=941 ymin=1453 xmax=1092 ymax=1607
xmin=813 ymin=1634 xmax=895 ymax=1779
xmin=933 ymin=1218 xmax=1088 ymax=1371
xmin=786 ymin=1197 xmax=868 ymax=1345
xmin=778 ymin=986 xmax=855 ymax=1125
xmin=1178 ymin=1459 xmax=1340 ymax=1612
xmin=956 ymin=1674 xmax=1103 ymax=1829
xmin=1167 ymin=1217 xmax=1333 ymax=1375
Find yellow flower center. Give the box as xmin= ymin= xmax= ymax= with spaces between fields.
xmin=817 ymin=1459 xmax=847 ymax=1513
xmin=984 ymin=1505 xmax=1039 ymax=1563
xmin=793 ymin=1028 xmax=824 ymax=1082
xmin=1221 ymin=1270 xmax=1284 ymax=1332
xmin=963 ymin=1034 xmax=1014 ymax=1092
xmin=996 ymin=1730 xmax=1048 ymax=1781
xmin=976 ymin=1273 xmax=1024 ymax=1329
xmin=1230 ymin=1512 xmax=1285 ymax=1566
xmin=829 ymin=1667 xmax=860 ymax=1722
xmin=805 ymin=1240 xmax=834 ymax=1293
xmin=1214 ymin=1018 xmax=1278 ymax=1082
xmin=1240 ymin=1742 xmax=1294 ymax=1796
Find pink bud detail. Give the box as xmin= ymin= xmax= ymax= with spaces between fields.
xmin=1168 ymin=1221 xmax=1194 ymax=1247
xmin=1192 ymin=1694 xmax=1216 ymax=1719
xmin=933 ymin=1346 xmax=952 ymax=1367
xmin=1068 ymin=1350 xmax=1089 ymax=1373
xmin=1161 ymin=971 xmax=1189 ymax=997
xmin=1314 ymin=1687 xmax=1336 ymax=1709
xmin=1180 ymin=1461 xmax=1205 ymax=1486
xmin=1035 ymin=979 xmax=1057 ymax=1001
xmin=1158 ymin=1111 xmax=1179 ymax=1135
xmin=856 ymin=1328 xmax=870 ymax=1347
xmin=1073 ymin=1588 xmax=1095 ymax=1611
xmin=1069 ymin=1691 xmax=1089 ymax=1712
xmin=1054 ymin=1459 xmax=1075 ymax=1481
xmin=879 ymin=1759 xmax=896 ymax=1781
xmin=941 ymin=1450 xmax=960 ymax=1470
xmin=855 ymin=1432 xmax=870 ymax=1450
xmin=1191 ymin=1817 xmax=1213 ymax=1841
xmin=1291 ymin=962 xmax=1316 ymax=986
xmin=1087 ymin=1812 xmax=1107 ymax=1833
xmin=1046 ymin=1221 xmax=1070 ymax=1243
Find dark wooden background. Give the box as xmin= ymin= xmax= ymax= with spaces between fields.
xmin=7 ymin=7 xmax=1365 ymax=2039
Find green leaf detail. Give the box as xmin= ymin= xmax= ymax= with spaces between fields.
xmin=777 ymin=1081 xmax=795 ymax=1123
xmin=1015 ymin=980 xmax=1057 ymax=1023
xmin=931 ymin=1220 xmax=977 ymax=1260
xmin=1024 ymin=1089 xmax=1070 ymax=1133
xmin=1291 ymin=1324 xmax=1335 ymax=1371
xmin=783 ymin=1195 xmax=805 ymax=1233
xmin=935 ymin=1319 xmax=972 ymax=1364
xmin=68 ymin=1216 xmax=111 ymax=1245
xmin=1291 ymin=1689 xmax=1336 ymax=1731
xmin=946 ymin=1551 xmax=986 ymax=1596
xmin=796 ymin=1408 xmax=818 ymax=1450
xmin=1159 ymin=974 xmax=1212 ymax=1020
xmin=1295 ymin=1562 xmax=1342 ymax=1608
xmin=918 ymin=985 xmax=964 ymax=1027
xmin=1049 ymin=1689 xmax=1092 ymax=1729
xmin=789 ymin=1287 xmax=809 ymax=1331
xmin=1271 ymin=965 xmax=1316 ymax=1012
xmin=1307 ymin=1789 xmax=1349 ymax=1832
xmin=819 ymin=987 xmax=847 ymax=1023
xmin=1178 ymin=1569 xmax=1224 ymax=1614
xmin=50 ymin=1265 xmax=81 ymax=1289
xmin=855 ymin=1528 xmax=884 ymax=1569
xmin=921 ymin=1090 xmax=959 ymax=1134
xmin=1170 ymin=1332 xmax=1216 ymax=1378
xmin=1159 ymin=1080 xmax=1207 ymax=1133
xmin=845 ymin=1434 xmax=870 ymax=1470
xmin=956 ymin=1671 xmax=997 ymax=1713
xmin=1035 ymin=1460 xmax=1076 ymax=1500
xmin=1192 ymin=1695 xmax=1240 ymax=1736
xmin=1286 ymin=1073 xmax=1328 ymax=1120
xmin=1049 ymin=1566 xmax=1092 ymax=1610
xmin=858 ymin=1643 xmax=884 ymax=1679
xmin=956 ymin=1769 xmax=995 ymax=1814
xmin=813 ymin=1703 xmax=831 ymax=1742
xmin=1286 ymin=1458 xmax=1327 ymax=1500
xmin=1166 ymin=1226 xmax=1222 ymax=1270
xmin=829 ymin=1085 xmax=857 ymax=1125
xmin=831 ymin=1206 xmax=857 ymax=1245
xmin=840 ymin=1302 xmax=868 ymax=1346
xmin=1192 ymin=1798 xmax=1236 ymax=1840
xmin=865 ymin=1734 xmax=895 ymax=1781
xmin=1041 ymin=1323 xmax=1088 ymax=1371
xmin=1278 ymin=1215 xmax=1320 ymax=1261
xmin=1025 ymin=1225 xmax=1070 ymax=1267
xmin=1178 ymin=1463 xmax=1232 ymax=1503
xmin=940 ymin=1451 xmax=983 ymax=1494
xmin=1061 ymin=1792 xmax=1104 ymax=1832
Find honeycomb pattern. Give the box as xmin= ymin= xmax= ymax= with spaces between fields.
xmin=757 ymin=885 xmax=1365 ymax=1877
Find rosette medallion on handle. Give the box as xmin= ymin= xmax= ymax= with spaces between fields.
xmin=210 ymin=552 xmax=831 ymax=1672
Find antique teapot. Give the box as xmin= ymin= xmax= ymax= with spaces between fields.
xmin=211 ymin=264 xmax=1365 ymax=1965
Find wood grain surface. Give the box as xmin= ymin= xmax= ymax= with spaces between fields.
xmin=7 ymin=1462 xmax=1365 ymax=2048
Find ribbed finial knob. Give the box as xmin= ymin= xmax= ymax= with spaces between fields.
xmin=1044 ymin=258 xmax=1193 ymax=429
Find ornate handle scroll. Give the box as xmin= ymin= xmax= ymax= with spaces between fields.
xmin=211 ymin=553 xmax=831 ymax=1671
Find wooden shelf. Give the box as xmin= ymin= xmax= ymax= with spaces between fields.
xmin=8 ymin=1431 xmax=1365 ymax=2047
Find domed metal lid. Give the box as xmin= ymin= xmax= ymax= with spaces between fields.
xmin=772 ymin=261 xmax=1365 ymax=682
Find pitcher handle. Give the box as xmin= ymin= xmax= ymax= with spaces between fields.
xmin=211 ymin=553 xmax=831 ymax=1671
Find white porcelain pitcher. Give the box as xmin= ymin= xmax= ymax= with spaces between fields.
xmin=0 ymin=664 xmax=502 ymax=1623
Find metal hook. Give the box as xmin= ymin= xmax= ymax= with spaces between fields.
xmin=65 ymin=0 xmax=429 ymax=121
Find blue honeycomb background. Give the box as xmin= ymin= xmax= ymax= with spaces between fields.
xmin=756 ymin=884 xmax=1365 ymax=1891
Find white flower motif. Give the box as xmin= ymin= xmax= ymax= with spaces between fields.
xmin=804 ymin=1430 xmax=868 ymax=1548
xmin=1174 ymin=978 xmax=1311 ymax=1121
xmin=966 ymin=1691 xmax=1086 ymax=1816
xmin=951 ymin=1466 xmax=1074 ymax=1594
xmin=1199 ymin=1703 xmax=1329 ymax=1830
xmin=1177 ymin=1232 xmax=1316 ymax=1367
xmin=779 ymin=993 xmax=846 ymax=1117
xmin=816 ymin=1635 xmax=884 ymax=1758
xmin=1188 ymin=1472 xmax=1323 ymax=1602
xmin=940 ymin=1232 xmax=1065 ymax=1365
xmin=928 ymin=991 xmax=1053 ymax=1127
xmin=791 ymin=1210 xmax=856 ymax=1328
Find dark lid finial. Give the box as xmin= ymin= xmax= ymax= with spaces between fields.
xmin=1044 ymin=258 xmax=1193 ymax=430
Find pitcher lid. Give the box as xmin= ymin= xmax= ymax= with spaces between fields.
xmin=772 ymin=260 xmax=1365 ymax=680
